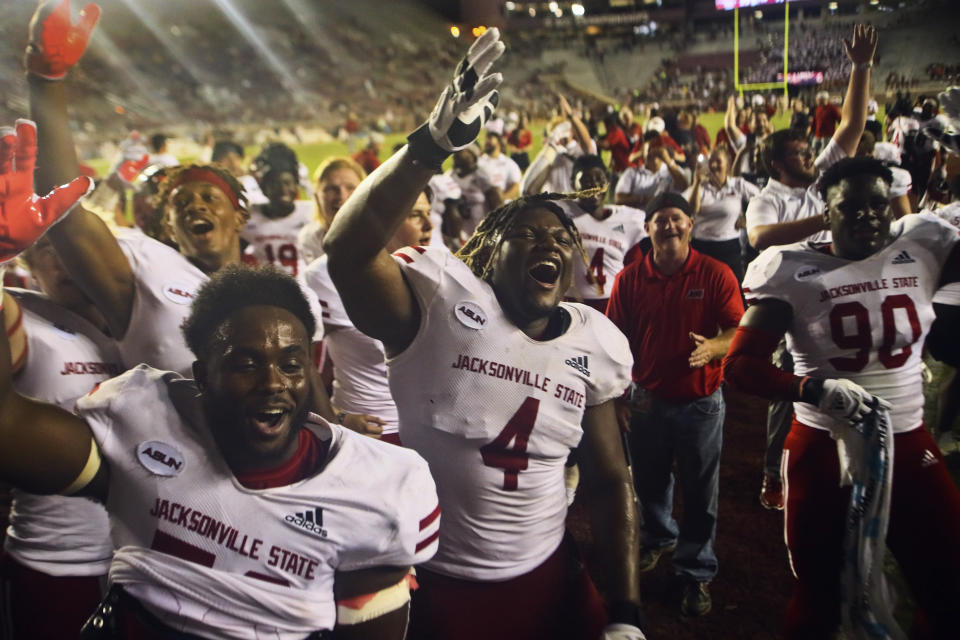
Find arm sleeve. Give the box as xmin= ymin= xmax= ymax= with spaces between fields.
xmin=813 ymin=137 xmax=848 ymax=174
xmin=713 ymin=266 xmax=745 ymax=329
xmin=391 ymin=247 xmax=453 ymax=314
xmin=614 ymin=169 xmax=636 ymax=195
xmin=745 ymin=192 xmax=780 ymax=232
xmin=305 ymin=258 xmax=352 ymax=330
xmin=584 ymin=310 xmax=634 ymax=406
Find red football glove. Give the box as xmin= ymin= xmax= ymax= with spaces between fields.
xmin=116 ymin=154 xmax=150 ymax=184
xmin=25 ymin=0 xmax=101 ymax=81
xmin=0 ymin=120 xmax=94 ymax=264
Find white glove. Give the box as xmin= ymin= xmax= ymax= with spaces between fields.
xmin=818 ymin=379 xmax=891 ymax=423
xmin=406 ymin=28 xmax=504 ymax=169
xmin=601 ymin=623 xmax=647 ymax=640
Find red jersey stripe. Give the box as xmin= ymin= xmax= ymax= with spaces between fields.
xmin=416 ymin=529 xmax=440 ymax=553
xmin=419 ymin=504 xmax=441 ymax=530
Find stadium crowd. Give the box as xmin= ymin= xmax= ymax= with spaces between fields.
xmin=0 ymin=1 xmax=960 ymax=640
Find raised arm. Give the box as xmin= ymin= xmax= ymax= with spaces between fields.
xmin=0 ymin=118 xmax=106 ymax=500
xmin=832 ymin=24 xmax=878 ymax=157
xmin=559 ymin=95 xmax=593 ymax=155
xmin=323 ymin=29 xmax=503 ymax=355
xmin=26 ymin=0 xmax=137 ymax=339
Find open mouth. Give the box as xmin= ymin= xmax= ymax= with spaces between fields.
xmin=249 ymin=408 xmax=289 ymax=436
xmin=188 ymin=218 xmax=215 ymax=236
xmin=528 ymin=259 xmax=561 ymax=287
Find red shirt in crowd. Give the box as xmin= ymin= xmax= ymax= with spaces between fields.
xmin=605 ymin=248 xmax=744 ymax=402
xmin=813 ymin=103 xmax=842 ymax=139
xmin=605 ymin=125 xmax=633 ymax=172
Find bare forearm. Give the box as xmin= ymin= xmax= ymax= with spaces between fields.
xmin=749 ymin=216 xmax=826 ymax=250
xmin=666 ymin=163 xmax=689 ymax=190
xmin=28 ymin=77 xmax=81 ymax=192
xmin=834 ymin=67 xmax=871 ymax=156
xmin=588 ymin=480 xmax=642 ymax=604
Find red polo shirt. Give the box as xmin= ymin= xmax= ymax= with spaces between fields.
xmin=606 ymin=248 xmax=744 ymax=402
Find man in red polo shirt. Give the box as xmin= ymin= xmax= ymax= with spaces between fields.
xmin=606 ymin=192 xmax=743 ymax=618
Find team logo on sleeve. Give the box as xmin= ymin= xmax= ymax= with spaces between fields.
xmin=454 ymin=301 xmax=487 ymax=329
xmin=794 ymin=266 xmax=821 ymax=281
xmin=136 ymin=441 xmax=186 ymax=476
xmin=284 ymin=506 xmax=328 ymax=538
xmin=162 ymin=282 xmax=197 ymax=305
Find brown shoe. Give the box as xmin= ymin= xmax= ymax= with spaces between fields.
xmin=638 ymin=543 xmax=677 ymax=573
xmin=681 ymin=581 xmax=712 ymax=617
xmin=760 ymin=473 xmax=784 ymax=510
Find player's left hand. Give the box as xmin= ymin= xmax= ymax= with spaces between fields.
xmin=842 ymin=24 xmax=877 ymax=67
xmin=339 ymin=413 xmax=385 ymax=439
xmin=688 ymin=332 xmax=715 ymax=369
xmin=25 ymin=0 xmax=101 ymax=81
xmin=406 ymin=28 xmax=504 ymax=170
xmin=0 ymin=120 xmax=94 ymax=264
xmin=600 ymin=623 xmax=647 ymax=640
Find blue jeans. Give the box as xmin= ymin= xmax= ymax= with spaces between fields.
xmin=629 ymin=388 xmax=724 ymax=582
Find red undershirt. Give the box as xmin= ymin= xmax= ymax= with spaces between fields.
xmin=234 ymin=428 xmax=330 ymax=490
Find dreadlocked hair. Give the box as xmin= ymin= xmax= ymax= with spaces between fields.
xmin=159 ymin=164 xmax=250 ymax=223
xmin=456 ymin=189 xmax=605 ymax=296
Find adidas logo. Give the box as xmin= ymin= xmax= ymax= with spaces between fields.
xmin=892 ymin=250 xmax=915 ymax=265
xmin=284 ymin=506 xmax=328 ymax=538
xmin=921 ymin=449 xmax=938 ymax=468
xmin=612 ymin=224 xmax=625 ymax=233
xmin=565 ymin=355 xmax=591 ymax=376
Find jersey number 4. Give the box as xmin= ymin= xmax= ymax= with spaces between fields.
xmin=828 ymin=294 xmax=921 ymax=372
xmin=480 ymin=397 xmax=540 ymax=490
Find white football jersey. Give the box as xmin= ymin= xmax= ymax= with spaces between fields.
xmin=296 ymin=218 xmax=325 ymax=266
xmin=117 ymin=232 xmax=324 ymax=378
xmin=242 ymin=200 xmax=314 ymax=278
xmin=4 ymin=290 xmax=119 ymax=576
xmin=304 ymin=256 xmax=399 ymax=435
xmin=478 ymin=153 xmax=522 ymax=194
xmin=743 ymin=213 xmax=959 ymax=433
xmin=76 ymin=366 xmax=439 ymax=639
xmin=570 ymin=205 xmax=647 ymax=300
xmin=117 ymin=231 xmax=206 ymax=377
xmin=389 ymin=247 xmax=632 ymax=581
xmin=446 ymin=167 xmax=495 ymax=236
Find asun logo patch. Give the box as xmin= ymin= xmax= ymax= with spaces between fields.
xmin=454 ymin=301 xmax=487 ymax=329
xmin=136 ymin=441 xmax=186 ymax=477
xmin=794 ymin=266 xmax=821 ymax=281
xmin=162 ymin=282 xmax=197 ymax=305
xmin=284 ymin=506 xmax=328 ymax=538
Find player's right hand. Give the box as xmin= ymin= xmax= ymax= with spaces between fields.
xmin=406 ymin=28 xmax=504 ymax=170
xmin=601 ymin=623 xmax=647 ymax=640
xmin=0 ymin=120 xmax=93 ymax=264
xmin=339 ymin=413 xmax=385 ymax=439
xmin=25 ymin=0 xmax=101 ymax=81
xmin=814 ymin=378 xmax=892 ymax=423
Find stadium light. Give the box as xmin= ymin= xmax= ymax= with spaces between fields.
xmin=548 ymin=2 xmax=558 ymax=12
xmin=754 ymin=10 xmax=762 ymax=19
xmin=528 ymin=7 xmax=536 ymax=16
xmin=571 ymin=4 xmax=585 ymax=17
xmin=450 ymin=25 xmax=460 ymax=37
xmin=505 ymin=1 xmax=516 ymax=10
xmin=472 ymin=25 xmax=488 ymax=37
xmin=828 ymin=1 xmax=838 ymax=8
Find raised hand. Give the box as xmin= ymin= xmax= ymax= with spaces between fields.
xmin=842 ymin=24 xmax=878 ymax=67
xmin=406 ymin=28 xmax=504 ymax=170
xmin=0 ymin=120 xmax=93 ymax=263
xmin=25 ymin=0 xmax=101 ymax=80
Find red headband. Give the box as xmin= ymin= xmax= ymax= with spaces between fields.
xmin=169 ymin=167 xmax=242 ymax=211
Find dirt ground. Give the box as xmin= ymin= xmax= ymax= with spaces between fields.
xmin=569 ymin=388 xmax=799 ymax=640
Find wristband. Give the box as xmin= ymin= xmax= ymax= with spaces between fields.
xmin=406 ymin=124 xmax=448 ymax=172
xmin=609 ymin=600 xmax=646 ymax=630
xmin=853 ymin=61 xmax=873 ymax=70
xmin=335 ymin=410 xmax=348 ymax=425
xmin=798 ymin=376 xmax=824 ymax=406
